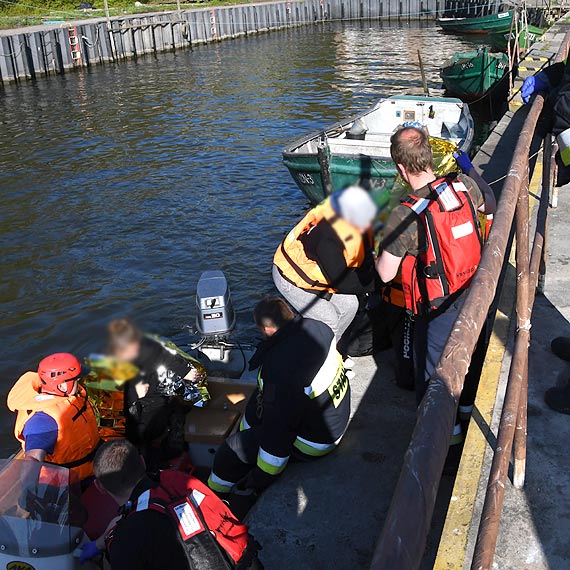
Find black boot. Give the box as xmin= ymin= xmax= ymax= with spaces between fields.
xmin=545 ymin=383 xmax=570 ymax=415
xmin=551 ymin=337 xmax=570 ymax=362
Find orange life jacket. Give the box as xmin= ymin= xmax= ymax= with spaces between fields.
xmin=273 ymin=198 xmax=370 ymax=293
xmin=8 ymin=372 xmax=101 ymax=481
xmin=382 ymin=272 xmax=406 ymax=309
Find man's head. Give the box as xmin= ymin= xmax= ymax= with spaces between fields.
xmin=37 ymin=353 xmax=83 ymax=397
xmin=334 ymin=185 xmax=378 ymax=232
xmin=108 ymin=318 xmax=143 ymax=362
xmin=390 ymin=127 xmax=434 ymax=183
xmin=253 ymin=297 xmax=295 ymax=338
xmin=93 ymin=440 xmax=146 ymax=503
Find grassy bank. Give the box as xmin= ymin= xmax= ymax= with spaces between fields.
xmin=0 ymin=0 xmax=254 ymax=30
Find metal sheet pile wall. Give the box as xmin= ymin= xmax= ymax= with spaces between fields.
xmin=0 ymin=0 xmax=497 ymax=84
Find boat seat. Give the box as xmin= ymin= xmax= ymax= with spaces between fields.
xmin=326 ymin=137 xmax=390 ymax=157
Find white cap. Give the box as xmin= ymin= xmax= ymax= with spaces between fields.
xmin=336 ymin=186 xmax=378 ymax=231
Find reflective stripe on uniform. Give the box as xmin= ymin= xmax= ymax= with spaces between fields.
xmin=240 ymin=415 xmax=251 ymax=431
xmin=450 ymin=423 xmax=464 ymax=446
xmin=557 ymin=128 xmax=570 ymax=166
xmin=207 ymin=472 xmax=235 ymax=493
xmin=257 ymin=447 xmax=289 ymax=476
xmin=303 ymin=341 xmax=344 ymax=399
xmin=293 ymin=434 xmax=342 ymax=457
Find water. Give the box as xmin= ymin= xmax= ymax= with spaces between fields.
xmin=0 ymin=20 xmax=488 ymax=445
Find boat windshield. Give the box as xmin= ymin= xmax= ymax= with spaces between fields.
xmin=0 ymin=458 xmax=84 ymax=557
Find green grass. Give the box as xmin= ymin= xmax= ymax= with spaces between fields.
xmin=0 ymin=0 xmax=252 ymax=29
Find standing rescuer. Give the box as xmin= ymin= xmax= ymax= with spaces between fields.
xmin=7 ymin=352 xmax=101 ymax=483
xmin=376 ymin=127 xmax=496 ymax=467
xmin=272 ymin=185 xmax=378 ymax=343
xmin=208 ymin=297 xmax=350 ymax=501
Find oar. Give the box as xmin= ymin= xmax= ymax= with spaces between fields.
xmin=418 ymin=50 xmax=430 ymax=97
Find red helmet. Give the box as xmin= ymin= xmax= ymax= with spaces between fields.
xmin=37 ymin=353 xmax=83 ymax=397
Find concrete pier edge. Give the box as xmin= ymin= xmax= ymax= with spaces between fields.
xmin=434 ymin=13 xmax=570 ymax=568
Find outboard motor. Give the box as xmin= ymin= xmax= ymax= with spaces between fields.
xmin=196 ymin=270 xmax=236 ymax=339
xmin=193 ymin=270 xmax=256 ymax=379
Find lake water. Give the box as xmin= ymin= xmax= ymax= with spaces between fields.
xmin=0 ymin=19 xmax=488 ymax=446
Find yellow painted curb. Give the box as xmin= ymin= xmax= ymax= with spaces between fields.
xmin=433 ymin=158 xmax=543 ymax=569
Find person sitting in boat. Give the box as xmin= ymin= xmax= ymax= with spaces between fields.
xmin=521 ymin=61 xmax=570 ymax=185
xmin=82 ymin=439 xmax=262 ymax=569
xmin=107 ymin=318 xmax=208 ymax=474
xmin=272 ymin=185 xmax=378 ymax=346
xmin=208 ymin=297 xmax=350 ymax=508
xmin=7 ymin=352 xmax=101 ymax=484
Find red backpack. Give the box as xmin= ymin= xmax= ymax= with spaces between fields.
xmin=400 ymin=175 xmax=483 ymax=315
xmin=106 ymin=470 xmax=257 ymax=569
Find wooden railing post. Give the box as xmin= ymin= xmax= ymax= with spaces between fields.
xmin=513 ymin=163 xmax=531 ymax=490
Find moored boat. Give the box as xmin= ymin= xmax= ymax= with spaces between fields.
xmin=282 ymin=95 xmax=474 ymax=206
xmin=488 ymin=25 xmax=544 ymax=51
xmin=440 ymin=47 xmax=510 ymax=100
xmin=437 ymin=10 xmax=514 ymax=35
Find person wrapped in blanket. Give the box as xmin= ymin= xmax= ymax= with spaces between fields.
xmin=107 ymin=318 xmax=208 ymax=475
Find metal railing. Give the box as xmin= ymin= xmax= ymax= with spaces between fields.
xmin=370 ymin=31 xmax=570 ymax=570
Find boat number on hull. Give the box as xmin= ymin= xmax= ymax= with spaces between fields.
xmin=296 ymin=173 xmax=315 ymax=185
xmin=7 ymin=563 xmax=36 ymax=570
xmin=460 ymin=62 xmax=474 ymax=70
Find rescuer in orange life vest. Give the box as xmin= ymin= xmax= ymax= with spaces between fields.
xmin=376 ymin=127 xmax=496 ymax=471
xmin=273 ymin=185 xmax=378 ymax=345
xmin=7 ymin=352 xmax=101 ymax=483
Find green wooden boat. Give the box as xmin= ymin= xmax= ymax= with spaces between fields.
xmin=488 ymin=25 xmax=544 ymax=51
xmin=282 ymin=95 xmax=474 ymax=206
xmin=440 ymin=47 xmax=509 ymax=100
xmin=438 ymin=10 xmax=514 ymax=34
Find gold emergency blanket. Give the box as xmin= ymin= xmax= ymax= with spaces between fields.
xmin=83 ymin=356 xmax=139 ymax=441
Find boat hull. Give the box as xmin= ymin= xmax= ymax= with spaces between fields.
xmin=441 ymin=49 xmax=509 ymax=99
xmin=282 ymin=153 xmax=397 ymax=208
xmin=488 ymin=25 xmax=544 ymax=50
xmin=438 ymin=10 xmax=513 ymax=34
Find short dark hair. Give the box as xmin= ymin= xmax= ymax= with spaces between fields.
xmin=107 ymin=318 xmax=142 ymax=356
xmin=253 ymin=297 xmax=295 ymax=329
xmin=93 ymin=440 xmax=145 ymax=496
xmin=390 ymin=127 xmax=433 ymax=174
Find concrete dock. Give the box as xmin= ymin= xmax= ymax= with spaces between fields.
xmin=247 ymin=350 xmax=419 ymax=568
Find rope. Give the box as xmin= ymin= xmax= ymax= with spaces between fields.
xmin=487 ymin=148 xmax=542 ymax=186
xmin=81 ymin=24 xmax=100 ymax=48
xmin=0 ymin=40 xmax=23 ymax=57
